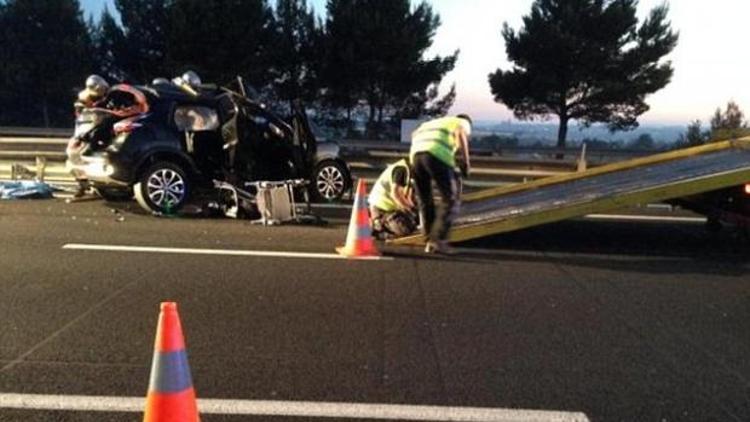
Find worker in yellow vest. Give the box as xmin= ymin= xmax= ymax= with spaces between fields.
xmin=410 ymin=114 xmax=472 ymax=254
xmin=368 ymin=159 xmax=418 ymax=239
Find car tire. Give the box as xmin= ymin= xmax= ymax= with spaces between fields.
xmin=311 ymin=160 xmax=350 ymax=202
xmin=134 ymin=161 xmax=190 ymax=214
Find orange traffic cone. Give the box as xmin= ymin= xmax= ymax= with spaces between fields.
xmin=336 ymin=178 xmax=380 ymax=258
xmin=143 ymin=302 xmax=199 ymax=422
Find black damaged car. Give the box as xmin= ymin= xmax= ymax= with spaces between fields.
xmin=66 ymin=77 xmax=352 ymax=213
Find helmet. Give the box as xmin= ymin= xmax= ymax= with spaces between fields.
xmin=152 ymin=77 xmax=171 ymax=86
xmin=181 ymin=71 xmax=202 ymax=87
xmin=84 ymin=74 xmax=109 ymax=97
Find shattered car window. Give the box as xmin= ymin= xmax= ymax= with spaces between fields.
xmin=174 ymin=106 xmax=219 ymax=132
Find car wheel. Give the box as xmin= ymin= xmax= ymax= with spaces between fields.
xmin=134 ymin=161 xmax=190 ymax=214
xmin=312 ymin=160 xmax=350 ymax=202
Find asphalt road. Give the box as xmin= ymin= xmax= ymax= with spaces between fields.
xmin=0 ymin=198 xmax=749 ymax=421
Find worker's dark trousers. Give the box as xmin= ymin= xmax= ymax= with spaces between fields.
xmin=412 ymin=152 xmax=460 ymax=243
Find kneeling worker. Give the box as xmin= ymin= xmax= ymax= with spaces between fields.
xmin=369 ymin=159 xmax=418 ymax=239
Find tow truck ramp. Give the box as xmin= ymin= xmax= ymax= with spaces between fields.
xmin=391 ymin=138 xmax=750 ymax=245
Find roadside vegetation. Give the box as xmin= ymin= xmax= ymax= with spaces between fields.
xmin=0 ymin=0 xmax=746 ymax=150
xmin=0 ymin=0 xmax=456 ymax=136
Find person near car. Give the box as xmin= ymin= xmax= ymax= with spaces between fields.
xmin=71 ymin=75 xmax=110 ymax=198
xmin=409 ymin=114 xmax=472 ymax=254
xmin=368 ymin=158 xmax=418 ymax=239
xmin=74 ymin=75 xmax=109 ymax=113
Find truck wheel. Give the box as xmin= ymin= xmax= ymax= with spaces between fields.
xmin=705 ymin=216 xmax=722 ymax=233
xmin=312 ymin=160 xmax=350 ymax=202
xmin=134 ymin=161 xmax=190 ymax=214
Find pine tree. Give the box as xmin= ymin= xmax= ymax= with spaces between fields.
xmin=91 ymin=8 xmax=128 ymax=82
xmin=270 ymin=0 xmax=320 ymax=109
xmin=167 ymin=0 xmax=276 ymax=87
xmin=710 ymin=101 xmax=749 ymax=141
xmin=321 ymin=0 xmax=457 ymax=138
xmin=0 ymin=0 xmax=93 ymax=126
xmin=114 ymin=0 xmax=169 ymax=83
xmin=489 ymin=0 xmax=678 ymax=149
xmin=685 ymin=120 xmax=707 ymax=146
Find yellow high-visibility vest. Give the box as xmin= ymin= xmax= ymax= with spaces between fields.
xmin=369 ymin=159 xmax=410 ymax=212
xmin=409 ymin=117 xmax=463 ymax=168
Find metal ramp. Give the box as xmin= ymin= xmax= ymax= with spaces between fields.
xmin=391 ymin=139 xmax=750 ymax=245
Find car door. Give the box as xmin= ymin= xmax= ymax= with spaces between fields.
xmin=173 ymin=104 xmax=223 ymax=176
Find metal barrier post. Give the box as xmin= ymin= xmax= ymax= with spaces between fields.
xmin=36 ymin=156 xmax=47 ymax=181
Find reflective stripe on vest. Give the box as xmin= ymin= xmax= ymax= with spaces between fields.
xmin=409 ymin=117 xmax=461 ymax=167
xmin=369 ymin=159 xmax=410 ymax=213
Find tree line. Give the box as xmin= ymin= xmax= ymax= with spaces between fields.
xmin=0 ymin=0 xmax=456 ymax=136
xmin=1 ymin=0 xmax=699 ymax=150
xmin=674 ymin=101 xmax=750 ymax=148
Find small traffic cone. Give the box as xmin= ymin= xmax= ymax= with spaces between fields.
xmin=143 ymin=302 xmax=199 ymax=422
xmin=336 ymin=178 xmax=380 ymax=258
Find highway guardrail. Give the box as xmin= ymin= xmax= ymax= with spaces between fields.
xmin=0 ymin=128 xmax=652 ymax=186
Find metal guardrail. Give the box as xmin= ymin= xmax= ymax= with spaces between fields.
xmin=0 ymin=126 xmax=659 ymax=160
xmin=0 ymin=127 xmax=72 ymax=138
xmin=0 ymin=127 xmax=649 ymax=185
xmin=0 ymin=137 xmax=579 ymax=186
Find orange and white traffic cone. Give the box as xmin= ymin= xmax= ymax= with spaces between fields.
xmin=143 ymin=302 xmax=199 ymax=422
xmin=336 ymin=178 xmax=380 ymax=258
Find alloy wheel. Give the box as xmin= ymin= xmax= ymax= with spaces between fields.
xmin=146 ymin=168 xmax=186 ymax=208
xmin=316 ymin=165 xmax=345 ymax=201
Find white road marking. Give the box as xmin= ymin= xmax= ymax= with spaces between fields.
xmin=62 ymin=243 xmax=392 ymax=261
xmin=0 ymin=393 xmax=590 ymax=421
xmin=583 ymin=214 xmax=706 ymax=223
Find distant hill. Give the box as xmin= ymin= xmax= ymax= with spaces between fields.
xmin=474 ymin=121 xmax=683 ymax=147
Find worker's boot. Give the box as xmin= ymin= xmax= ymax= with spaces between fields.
xmin=435 ymin=240 xmax=457 ymax=255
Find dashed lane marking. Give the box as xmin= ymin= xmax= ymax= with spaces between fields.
xmin=62 ymin=243 xmax=393 ymax=261
xmin=0 ymin=393 xmax=590 ymax=421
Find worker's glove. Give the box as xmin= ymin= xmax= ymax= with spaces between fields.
xmin=458 ymin=162 xmax=470 ymax=178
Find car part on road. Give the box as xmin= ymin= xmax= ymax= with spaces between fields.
xmin=213 ymin=180 xmax=256 ymax=219
xmin=214 ymin=179 xmax=320 ymax=225
xmin=134 ymin=161 xmax=190 ymax=214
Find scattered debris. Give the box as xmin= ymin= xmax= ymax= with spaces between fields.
xmin=0 ymin=181 xmax=56 ymax=200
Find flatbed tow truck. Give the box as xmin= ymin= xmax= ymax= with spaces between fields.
xmin=391 ymin=138 xmax=750 ymax=245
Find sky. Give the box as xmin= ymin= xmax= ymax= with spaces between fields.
xmin=82 ymin=0 xmax=750 ymax=126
